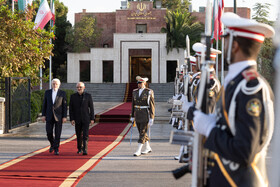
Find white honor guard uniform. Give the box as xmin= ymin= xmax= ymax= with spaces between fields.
xmin=192 ymin=13 xmax=275 ymax=187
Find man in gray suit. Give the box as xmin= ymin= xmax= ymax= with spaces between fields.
xmin=130 ymin=76 xmax=155 ymax=156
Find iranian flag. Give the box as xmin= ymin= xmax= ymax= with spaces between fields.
xmin=213 ymin=0 xmax=224 ymax=41
xmin=34 ymin=0 xmax=52 ymax=30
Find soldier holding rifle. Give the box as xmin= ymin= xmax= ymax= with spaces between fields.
xmin=187 ymin=42 xmax=221 ymax=114
xmin=184 ymin=13 xmax=275 ymax=186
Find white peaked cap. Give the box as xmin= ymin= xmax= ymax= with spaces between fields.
xmin=192 ymin=42 xmax=221 ymax=58
xmin=221 ymin=12 xmax=275 ymax=42
xmin=180 ymin=64 xmax=185 ymax=70
xmin=136 ymin=76 xmax=148 ymax=82
xmin=190 ymin=56 xmax=196 ymax=65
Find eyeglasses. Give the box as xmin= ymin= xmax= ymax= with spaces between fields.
xmin=76 ymin=86 xmax=83 ymax=88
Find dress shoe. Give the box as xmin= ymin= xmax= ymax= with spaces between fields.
xmin=49 ymin=147 xmax=54 ymax=153
xmin=83 ymin=151 xmax=88 ymax=155
xmin=77 ymin=150 xmax=82 ymax=154
xmin=54 ymin=150 xmax=59 ymax=155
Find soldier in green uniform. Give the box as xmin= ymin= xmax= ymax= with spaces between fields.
xmin=130 ymin=76 xmax=155 ymax=157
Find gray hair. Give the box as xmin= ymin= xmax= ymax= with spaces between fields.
xmin=52 ymin=78 xmax=61 ymax=85
xmin=76 ymin=82 xmax=85 ymax=87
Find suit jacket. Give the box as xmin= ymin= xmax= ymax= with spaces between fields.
xmin=69 ymin=92 xmax=94 ymax=124
xmin=42 ymin=89 xmax=67 ymax=122
xmin=131 ymin=88 xmax=155 ymax=123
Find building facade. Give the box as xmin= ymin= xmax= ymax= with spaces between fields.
xmin=67 ymin=1 xmax=250 ymax=84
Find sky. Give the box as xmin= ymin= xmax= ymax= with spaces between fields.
xmin=59 ymin=0 xmax=279 ymax=26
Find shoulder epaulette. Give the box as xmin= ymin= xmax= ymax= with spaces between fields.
xmin=242 ymin=69 xmax=259 ymax=81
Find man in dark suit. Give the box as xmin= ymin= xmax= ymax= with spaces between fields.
xmin=69 ymin=82 xmax=94 ymax=155
xmin=42 ymin=78 xmax=67 ymax=155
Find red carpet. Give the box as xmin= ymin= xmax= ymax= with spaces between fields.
xmin=97 ymin=102 xmax=132 ymax=122
xmin=124 ymin=83 xmax=138 ymax=102
xmin=0 ymin=103 xmax=132 ymax=186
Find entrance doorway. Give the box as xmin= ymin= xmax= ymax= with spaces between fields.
xmin=130 ymin=57 xmax=151 ymax=83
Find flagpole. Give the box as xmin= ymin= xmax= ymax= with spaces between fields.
xmin=49 ymin=0 xmax=52 ymax=89
xmin=12 ymin=0 xmax=14 ymax=13
xmin=40 ymin=66 xmax=42 ymax=90
xmin=221 ymin=37 xmax=224 ymax=84
xmin=216 ymin=28 xmax=219 ymax=78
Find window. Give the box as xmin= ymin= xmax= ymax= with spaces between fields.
xmin=103 ymin=61 xmax=113 ymax=82
xmin=136 ymin=24 xmax=147 ymax=33
xmin=80 ymin=61 xmax=90 ymax=82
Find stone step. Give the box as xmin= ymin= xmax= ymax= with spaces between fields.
xmin=60 ymin=83 xmax=174 ymax=102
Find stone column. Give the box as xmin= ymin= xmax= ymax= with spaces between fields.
xmin=0 ymin=97 xmax=5 ymax=134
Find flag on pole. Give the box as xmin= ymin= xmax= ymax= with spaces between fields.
xmin=18 ymin=0 xmax=32 ymax=11
xmin=51 ymin=0 xmax=55 ymax=26
xmin=34 ymin=0 xmax=52 ymax=30
xmin=213 ymin=0 xmax=224 ymax=41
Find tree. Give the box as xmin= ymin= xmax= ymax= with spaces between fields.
xmin=161 ymin=0 xmax=190 ymax=12
xmin=65 ymin=15 xmax=101 ymax=52
xmin=161 ymin=10 xmax=204 ymax=53
xmin=252 ymin=3 xmax=275 ymax=87
xmin=50 ymin=0 xmax=71 ymax=82
xmin=0 ymin=0 xmax=53 ymax=83
xmin=252 ymin=3 xmax=272 ymax=25
xmin=258 ymin=38 xmax=275 ymax=86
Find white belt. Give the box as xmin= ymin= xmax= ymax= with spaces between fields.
xmin=134 ymin=105 xmax=149 ymax=109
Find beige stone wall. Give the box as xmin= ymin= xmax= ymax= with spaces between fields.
xmin=0 ymin=97 xmax=5 ymax=134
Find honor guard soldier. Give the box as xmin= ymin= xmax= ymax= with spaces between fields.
xmin=184 ymin=43 xmax=221 ymax=115
xmin=186 ymin=13 xmax=275 ymax=186
xmin=130 ymin=76 xmax=155 ymax=157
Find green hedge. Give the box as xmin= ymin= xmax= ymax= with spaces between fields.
xmin=30 ymin=89 xmax=75 ymax=122
xmin=61 ymin=89 xmax=75 ymax=106
xmin=31 ymin=92 xmax=41 ymax=122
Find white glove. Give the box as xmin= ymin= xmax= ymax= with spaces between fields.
xmin=173 ymin=94 xmax=180 ymax=100
xmin=193 ymin=111 xmax=216 ymax=137
xmin=148 ymin=118 xmax=154 ymax=126
xmin=130 ymin=117 xmax=135 ymax=122
xmin=181 ymin=95 xmax=193 ymax=113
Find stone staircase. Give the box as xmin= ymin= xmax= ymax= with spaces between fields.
xmin=60 ymin=83 xmax=174 ymax=102
xmin=149 ymin=83 xmax=174 ymax=102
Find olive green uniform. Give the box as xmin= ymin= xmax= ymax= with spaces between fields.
xmin=131 ymin=88 xmax=155 ymax=144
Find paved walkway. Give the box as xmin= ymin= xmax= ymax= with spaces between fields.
xmin=0 ymin=102 xmax=192 ymax=186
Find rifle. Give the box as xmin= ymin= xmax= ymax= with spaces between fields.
xmin=191 ymin=0 xmax=212 ymax=186
xmin=174 ymin=60 xmax=180 ymax=95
